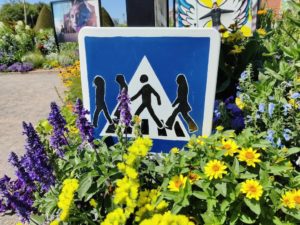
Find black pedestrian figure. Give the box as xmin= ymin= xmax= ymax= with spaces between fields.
xmin=92 ymin=75 xmax=113 ymax=127
xmin=165 ymin=74 xmax=198 ymax=133
xmin=114 ymin=74 xmax=128 ymax=121
xmin=131 ymin=74 xmax=163 ymax=128
xmin=199 ymin=2 xmax=234 ymax=30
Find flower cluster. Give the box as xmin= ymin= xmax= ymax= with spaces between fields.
xmin=57 ymin=178 xmax=79 ymax=221
xmin=281 ymin=189 xmax=300 ymax=209
xmin=102 ymin=137 xmax=153 ymax=224
xmin=0 ymin=122 xmax=54 ymax=221
xmin=101 ymin=208 xmax=126 ymax=225
xmin=140 ymin=211 xmax=195 ymax=225
xmin=48 ymin=102 xmax=69 ymax=156
xmin=6 ymin=62 xmax=33 ymax=72
xmin=117 ymin=88 xmax=132 ymax=127
xmin=73 ymin=98 xmax=94 ymax=144
xmin=135 ymin=189 xmax=168 ymax=222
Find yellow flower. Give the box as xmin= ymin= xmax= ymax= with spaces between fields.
xmin=235 ymin=97 xmax=245 ymax=110
xmin=292 ymin=190 xmax=300 ymax=205
xmin=101 ymin=208 xmax=127 ymax=225
xmin=289 ymin=99 xmax=299 ymax=108
xmin=241 ymin=179 xmax=263 ymax=200
xmin=187 ymin=138 xmax=198 ymax=149
xmin=230 ymin=45 xmax=245 ymax=54
xmin=216 ymin=126 xmax=224 ymax=132
xmin=89 ymin=198 xmax=97 ymax=208
xmin=140 ymin=211 xmax=195 ymax=225
xmin=49 ymin=220 xmax=60 ymax=225
xmin=281 ymin=191 xmax=296 ymax=209
xmin=16 ymin=222 xmax=23 ymax=225
xmin=257 ymin=28 xmax=267 ymax=37
xmin=188 ymin=172 xmax=201 ymax=184
xmin=57 ymin=178 xmax=79 ymax=221
xmin=238 ymin=147 xmax=261 ymax=167
xmin=168 ymin=175 xmax=187 ymax=192
xmin=197 ymin=135 xmax=208 ymax=145
xmin=217 ymin=138 xmax=238 ymax=156
xmin=171 ymin=147 xmax=180 ymax=154
xmin=204 ymin=160 xmax=227 ymax=180
xmin=257 ymin=9 xmax=267 ymax=15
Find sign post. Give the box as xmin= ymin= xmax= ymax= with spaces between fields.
xmin=79 ymin=27 xmax=220 ymax=152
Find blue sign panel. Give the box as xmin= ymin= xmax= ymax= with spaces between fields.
xmin=79 ymin=28 xmax=220 ymax=152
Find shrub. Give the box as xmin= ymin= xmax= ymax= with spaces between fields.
xmin=21 ymin=51 xmax=45 ymax=68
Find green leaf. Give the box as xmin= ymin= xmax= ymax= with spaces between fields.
xmin=232 ymin=158 xmax=239 ymax=176
xmin=281 ymin=207 xmax=300 ymax=220
xmin=269 ymin=165 xmax=291 ymax=175
xmin=193 ymin=191 xmax=209 ymax=200
xmin=244 ymin=198 xmax=261 ymax=215
xmin=78 ymin=174 xmax=93 ymax=199
xmin=215 ymin=182 xmax=227 ymax=197
xmin=171 ymin=204 xmax=182 ymax=214
xmin=286 ymin=147 xmax=300 ymax=156
xmin=240 ymin=213 xmax=256 ymax=224
xmin=30 ymin=214 xmax=45 ymax=225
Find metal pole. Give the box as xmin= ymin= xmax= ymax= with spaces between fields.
xmin=23 ymin=0 xmax=27 ymax=25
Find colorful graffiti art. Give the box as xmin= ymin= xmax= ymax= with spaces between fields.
xmin=176 ymin=0 xmax=258 ymax=36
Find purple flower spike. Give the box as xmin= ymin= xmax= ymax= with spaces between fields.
xmin=117 ymin=88 xmax=132 ymax=127
xmin=74 ymin=99 xmax=94 ymax=144
xmin=48 ymin=102 xmax=69 ymax=156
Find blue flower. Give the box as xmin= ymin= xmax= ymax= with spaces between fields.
xmin=283 ymin=104 xmax=292 ymax=116
xmin=74 ymin=99 xmax=94 ymax=144
xmin=268 ymin=103 xmax=275 ymax=117
xmin=48 ymin=102 xmax=69 ymax=156
xmin=117 ymin=88 xmax=132 ymax=127
xmin=291 ymin=92 xmax=300 ymax=99
xmin=258 ymin=103 xmax=265 ymax=113
xmin=266 ymin=129 xmax=275 ymax=144
xmin=283 ymin=128 xmax=292 ymax=141
xmin=240 ymin=71 xmax=247 ymax=80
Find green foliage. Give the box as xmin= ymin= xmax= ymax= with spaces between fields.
xmin=0 ymin=2 xmax=46 ymax=27
xmin=21 ymin=51 xmax=45 ymax=68
xmin=34 ymin=5 xmax=53 ymax=31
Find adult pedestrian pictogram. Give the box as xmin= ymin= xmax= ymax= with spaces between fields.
xmin=92 ymin=76 xmax=113 ymax=128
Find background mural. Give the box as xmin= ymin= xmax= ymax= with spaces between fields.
xmin=176 ymin=0 xmax=258 ymax=36
xmin=52 ymin=0 xmax=100 ymax=42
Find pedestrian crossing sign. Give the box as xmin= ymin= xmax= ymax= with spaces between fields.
xmin=79 ymin=27 xmax=220 ymax=152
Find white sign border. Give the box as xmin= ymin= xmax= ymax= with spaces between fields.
xmin=78 ymin=27 xmax=220 ymax=136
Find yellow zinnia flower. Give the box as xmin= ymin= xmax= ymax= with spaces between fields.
xmin=204 ymin=160 xmax=227 ymax=180
xmin=241 ymin=179 xmax=263 ymax=200
xmin=235 ymin=97 xmax=245 ymax=110
xmin=188 ymin=172 xmax=201 ymax=184
xmin=168 ymin=175 xmax=187 ymax=192
xmin=238 ymin=147 xmax=261 ymax=167
xmin=217 ymin=138 xmax=238 ymax=156
xmin=281 ymin=191 xmax=296 ymax=209
xmin=197 ymin=135 xmax=208 ymax=145
xmin=171 ymin=147 xmax=180 ymax=154
xmin=257 ymin=28 xmax=267 ymax=37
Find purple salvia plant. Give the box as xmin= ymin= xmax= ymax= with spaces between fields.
xmin=21 ymin=122 xmax=55 ymax=191
xmin=48 ymin=102 xmax=69 ymax=156
xmin=117 ymin=88 xmax=132 ymax=127
xmin=74 ymin=98 xmax=94 ymax=144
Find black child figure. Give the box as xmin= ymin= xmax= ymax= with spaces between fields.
xmin=199 ymin=2 xmax=234 ymax=30
xmin=92 ymin=76 xmax=113 ymax=127
xmin=166 ymin=74 xmax=198 ymax=133
xmin=131 ymin=74 xmax=164 ymax=128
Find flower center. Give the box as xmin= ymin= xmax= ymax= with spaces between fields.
xmin=224 ymin=144 xmax=231 ymax=150
xmin=245 ymin=152 xmax=254 ymax=159
xmin=212 ymin=164 xmax=220 ymax=172
xmin=294 ymin=195 xmax=300 ymax=204
xmin=248 ymin=185 xmax=257 ymax=193
xmin=175 ymin=180 xmax=183 ymax=188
